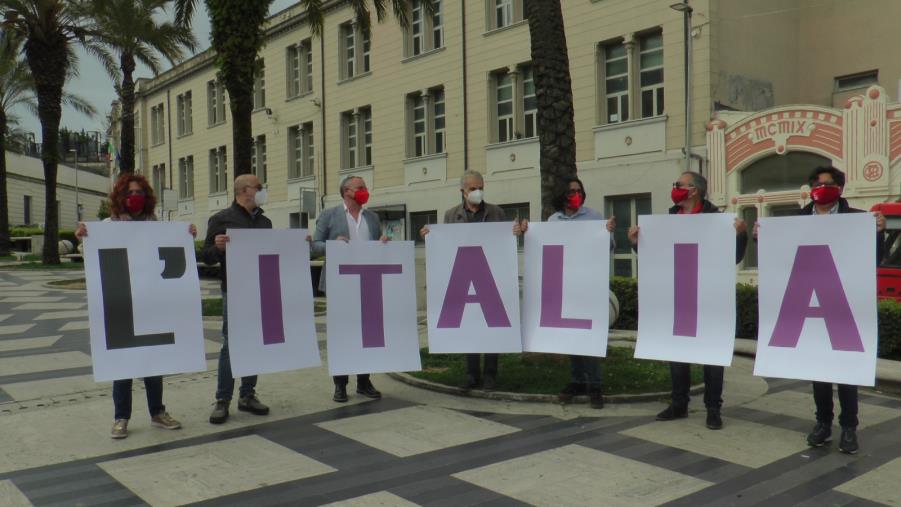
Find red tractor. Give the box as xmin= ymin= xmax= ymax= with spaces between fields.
xmin=871 ymin=202 xmax=901 ymax=301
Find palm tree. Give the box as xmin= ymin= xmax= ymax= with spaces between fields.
xmin=174 ymin=0 xmax=420 ymax=178
xmin=0 ymin=24 xmax=95 ymax=259
xmin=0 ymin=0 xmax=105 ymax=264
xmin=524 ymin=1 xmax=578 ymax=220
xmin=85 ymin=0 xmax=197 ymax=173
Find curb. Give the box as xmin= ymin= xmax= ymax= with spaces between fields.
xmin=386 ymin=371 xmax=705 ymax=404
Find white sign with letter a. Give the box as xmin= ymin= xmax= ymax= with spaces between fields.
xmin=226 ymin=229 xmax=320 ymax=377
xmin=754 ymin=214 xmax=877 ymax=386
xmin=83 ymin=221 xmax=206 ymax=381
xmin=521 ymin=221 xmax=610 ymax=356
xmin=633 ymin=213 xmax=738 ymax=366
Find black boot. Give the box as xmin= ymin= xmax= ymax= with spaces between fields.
xmin=333 ymin=384 xmax=348 ymax=403
xmin=705 ymin=408 xmax=722 ymax=430
xmin=656 ymin=404 xmax=688 ymax=421
xmin=839 ymin=427 xmax=858 ymax=454
xmin=806 ymin=422 xmax=832 ymax=447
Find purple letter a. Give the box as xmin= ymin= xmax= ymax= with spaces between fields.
xmin=437 ymin=246 xmax=512 ymax=328
xmin=768 ymin=245 xmax=864 ymax=352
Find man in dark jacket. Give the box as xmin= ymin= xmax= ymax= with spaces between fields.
xmin=420 ymin=170 xmax=507 ymax=390
xmin=203 ymin=174 xmax=273 ymax=424
xmin=629 ymin=171 xmax=748 ymax=430
xmin=755 ymin=165 xmax=886 ymax=454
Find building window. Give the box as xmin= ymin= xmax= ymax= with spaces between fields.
xmin=489 ymin=0 xmax=525 ymax=30
xmin=151 ymin=163 xmax=166 ymax=192
xmin=341 ymin=107 xmax=372 ymax=169
xmin=251 ymin=135 xmax=267 ymax=183
xmin=288 ymin=123 xmax=314 ymax=179
xmin=739 ymin=152 xmax=830 ymax=194
xmin=407 ymin=0 xmax=443 ymax=57
xmin=410 ymin=210 xmax=437 ymax=246
xmin=209 ymin=146 xmax=227 ymax=193
xmin=178 ymin=156 xmax=194 ymax=199
xmin=500 ymin=202 xmax=530 ymax=248
xmin=407 ymin=87 xmax=446 ymax=158
xmin=491 ymin=65 xmax=536 ymax=143
xmin=287 ymin=40 xmax=314 ymax=98
xmin=639 ymin=31 xmax=664 ymax=118
xmin=176 ymin=91 xmax=193 ymax=136
xmin=150 ymin=104 xmax=165 ymax=146
xmin=340 ymin=22 xmax=372 ymax=79
xmin=835 ymin=70 xmax=878 ymax=91
xmin=207 ymin=80 xmax=226 ymax=126
xmin=23 ymin=195 xmax=31 ymax=225
xmin=606 ymin=194 xmax=651 ymax=277
xmin=603 ymin=42 xmax=629 ymax=123
xmin=253 ymin=59 xmax=266 ymax=110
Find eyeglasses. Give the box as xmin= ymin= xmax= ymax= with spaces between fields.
xmin=672 ymin=182 xmax=695 ymax=189
xmin=810 ymin=181 xmax=838 ymax=188
xmin=126 ymin=189 xmax=146 ymax=196
xmin=565 ymin=189 xmax=582 ymax=196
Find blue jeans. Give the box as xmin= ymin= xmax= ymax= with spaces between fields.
xmin=113 ymin=377 xmax=164 ymax=420
xmin=570 ymin=355 xmax=602 ymax=387
xmin=215 ymin=293 xmax=258 ymax=401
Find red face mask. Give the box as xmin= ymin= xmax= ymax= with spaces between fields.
xmin=353 ymin=188 xmax=370 ymax=206
xmin=566 ymin=193 xmax=583 ymax=210
xmin=125 ymin=194 xmax=146 ymax=214
xmin=671 ymin=188 xmax=690 ymax=204
xmin=810 ymin=185 xmax=841 ymax=205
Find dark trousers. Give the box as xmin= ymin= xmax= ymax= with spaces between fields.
xmin=216 ymin=293 xmax=258 ymax=401
xmin=466 ymin=354 xmax=498 ymax=380
xmin=570 ymin=355 xmax=602 ymax=388
xmin=671 ymin=362 xmax=723 ymax=409
xmin=333 ymin=374 xmax=371 ymax=386
xmin=813 ymin=382 xmax=859 ymax=428
xmin=113 ymin=377 xmax=164 ymax=420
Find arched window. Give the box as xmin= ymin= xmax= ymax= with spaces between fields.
xmin=739 ymin=152 xmax=832 ymax=194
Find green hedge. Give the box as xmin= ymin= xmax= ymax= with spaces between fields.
xmin=610 ymin=277 xmax=901 ymax=360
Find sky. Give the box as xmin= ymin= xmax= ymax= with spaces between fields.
xmin=15 ymin=0 xmax=297 ymax=141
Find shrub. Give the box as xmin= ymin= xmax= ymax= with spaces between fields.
xmin=611 ymin=276 xmax=638 ymax=330
xmin=878 ymin=299 xmax=901 ymax=360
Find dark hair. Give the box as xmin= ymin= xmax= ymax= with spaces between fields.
xmin=552 ymin=177 xmax=587 ymax=212
xmin=808 ymin=166 xmax=845 ymax=188
xmin=109 ymin=173 xmax=156 ymax=217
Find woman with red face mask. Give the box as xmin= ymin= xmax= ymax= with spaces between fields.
xmin=75 ymin=173 xmax=196 ymax=439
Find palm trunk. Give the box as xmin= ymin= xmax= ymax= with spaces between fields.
xmin=228 ymin=89 xmax=253 ymax=178
xmin=25 ymin=36 xmax=68 ymax=265
xmin=0 ymin=112 xmax=10 ymax=257
xmin=526 ymin=0 xmax=577 ymax=220
xmin=119 ymin=51 xmax=136 ymax=173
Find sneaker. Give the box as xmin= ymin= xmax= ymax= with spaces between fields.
xmin=209 ymin=400 xmax=230 ymax=424
xmin=333 ymin=384 xmax=348 ymax=403
xmin=656 ymin=404 xmax=688 ymax=421
xmin=151 ymin=412 xmax=182 ymax=430
xmin=839 ymin=427 xmax=859 ymax=454
xmin=111 ymin=419 xmax=128 ymax=439
xmin=589 ymin=387 xmax=604 ymax=409
xmin=706 ymin=408 xmax=723 ymax=430
xmin=806 ymin=422 xmax=832 ymax=447
xmin=356 ymin=381 xmax=382 ymax=399
xmin=558 ymin=383 xmax=585 ymax=403
xmin=482 ymin=376 xmax=497 ymax=391
xmin=238 ymin=394 xmax=270 ymax=415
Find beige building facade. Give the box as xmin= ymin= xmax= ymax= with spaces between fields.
xmin=128 ymin=0 xmax=901 ymax=277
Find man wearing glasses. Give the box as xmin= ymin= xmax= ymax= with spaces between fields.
xmin=754 ymin=166 xmax=886 ymax=454
xmin=628 ymin=171 xmax=748 ymax=430
xmin=203 ymin=174 xmax=273 ymax=424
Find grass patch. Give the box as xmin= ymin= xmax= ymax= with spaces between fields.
xmin=47 ymin=278 xmax=86 ymax=289
xmin=0 ymin=262 xmax=83 ymax=270
xmin=409 ymin=346 xmax=703 ymax=396
xmin=201 ymin=297 xmax=326 ymax=317
xmin=0 ymin=254 xmax=41 ymax=262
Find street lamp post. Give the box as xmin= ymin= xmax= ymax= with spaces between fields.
xmin=69 ymin=149 xmax=81 ymax=222
xmin=670 ymin=1 xmax=694 ymax=172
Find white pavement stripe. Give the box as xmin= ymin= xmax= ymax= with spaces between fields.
xmin=13 ymin=303 xmax=85 ymax=311
xmin=0 ymin=335 xmax=61 ymax=353
xmin=0 ymin=315 xmax=11 ymax=323
xmin=1 ymin=374 xmax=109 ymax=401
xmin=0 ymin=351 xmax=91 ymax=377
xmin=0 ymin=480 xmax=33 ymax=507
xmin=58 ymin=321 xmax=90 ymax=332
xmin=322 ymin=492 xmax=419 ymax=507
xmin=0 ymin=324 xmax=35 ymax=336
xmin=33 ymin=311 xmax=88 ymax=321
xmin=0 ymin=297 xmax=66 ymax=303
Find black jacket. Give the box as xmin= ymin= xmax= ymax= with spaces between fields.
xmin=667 ymin=200 xmax=748 ymax=265
xmin=202 ymin=202 xmax=272 ymax=293
xmin=798 ymin=197 xmax=885 ymax=264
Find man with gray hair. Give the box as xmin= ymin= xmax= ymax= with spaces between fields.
xmin=313 ymin=175 xmax=388 ymax=402
xmin=420 ymin=170 xmax=507 ymax=390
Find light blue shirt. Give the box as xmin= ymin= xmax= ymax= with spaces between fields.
xmin=548 ymin=206 xmax=605 ymax=222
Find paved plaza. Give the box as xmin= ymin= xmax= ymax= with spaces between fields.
xmin=1 ymin=269 xmax=901 ymax=506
